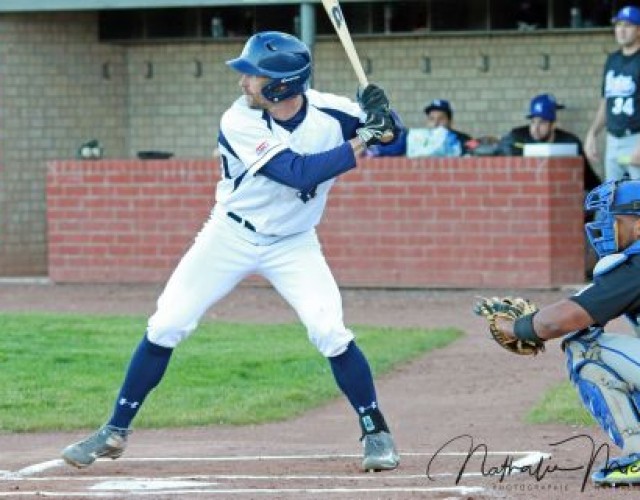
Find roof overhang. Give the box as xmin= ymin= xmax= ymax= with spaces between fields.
xmin=0 ymin=0 xmax=320 ymax=13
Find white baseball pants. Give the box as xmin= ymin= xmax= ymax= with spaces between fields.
xmin=146 ymin=211 xmax=354 ymax=357
xmin=605 ymin=133 xmax=640 ymax=181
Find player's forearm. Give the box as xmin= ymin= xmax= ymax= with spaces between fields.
xmin=259 ymin=142 xmax=357 ymax=191
xmin=587 ymin=99 xmax=606 ymax=137
xmin=350 ymin=136 xmax=367 ymax=156
xmin=499 ymin=299 xmax=595 ymax=341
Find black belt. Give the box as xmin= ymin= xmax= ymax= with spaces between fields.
xmin=227 ymin=211 xmax=256 ymax=232
xmin=609 ymin=128 xmax=640 ymax=138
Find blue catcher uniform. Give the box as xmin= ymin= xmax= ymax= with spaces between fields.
xmin=563 ymin=179 xmax=640 ymax=484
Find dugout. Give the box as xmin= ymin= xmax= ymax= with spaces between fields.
xmin=0 ymin=0 xmax=622 ymax=282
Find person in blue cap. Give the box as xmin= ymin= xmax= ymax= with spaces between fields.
xmin=500 ymin=93 xmax=601 ymax=191
xmin=586 ymin=5 xmax=640 ymax=181
xmin=423 ymin=99 xmax=472 ymax=154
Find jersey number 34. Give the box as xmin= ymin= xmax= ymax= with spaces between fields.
xmin=612 ymin=97 xmax=635 ymax=116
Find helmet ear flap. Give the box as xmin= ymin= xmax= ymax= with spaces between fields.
xmin=260 ymin=67 xmax=311 ymax=102
xmin=262 ymin=82 xmax=290 ymax=102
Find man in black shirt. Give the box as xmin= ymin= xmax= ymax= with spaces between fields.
xmin=500 ymin=93 xmax=601 ymax=191
xmin=487 ymin=179 xmax=640 ymax=486
xmin=586 ymin=6 xmax=640 ymax=181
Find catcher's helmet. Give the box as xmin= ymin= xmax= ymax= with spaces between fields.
xmin=226 ymin=31 xmax=311 ymax=102
xmin=585 ymin=179 xmax=640 ymax=257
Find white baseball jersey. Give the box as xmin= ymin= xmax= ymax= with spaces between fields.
xmin=215 ymin=88 xmax=365 ymax=236
xmin=147 ymin=87 xmax=363 ymax=357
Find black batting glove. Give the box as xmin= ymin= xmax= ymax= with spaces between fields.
xmin=357 ymin=84 xmax=390 ymax=114
xmin=356 ymin=110 xmax=395 ymax=146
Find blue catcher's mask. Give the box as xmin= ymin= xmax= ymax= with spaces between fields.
xmin=226 ymin=31 xmax=311 ymax=102
xmin=585 ymin=180 xmax=640 ymax=258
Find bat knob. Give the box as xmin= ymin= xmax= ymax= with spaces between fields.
xmin=380 ymin=130 xmax=395 ymax=143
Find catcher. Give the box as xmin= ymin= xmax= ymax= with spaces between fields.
xmin=476 ymin=179 xmax=640 ymax=487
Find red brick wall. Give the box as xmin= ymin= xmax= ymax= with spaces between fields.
xmin=46 ymin=156 xmax=585 ymax=287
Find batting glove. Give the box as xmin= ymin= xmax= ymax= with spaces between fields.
xmin=356 ymin=111 xmax=395 ymax=146
xmin=357 ymin=84 xmax=390 ymax=114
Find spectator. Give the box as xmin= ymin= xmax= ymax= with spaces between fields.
xmin=423 ymin=99 xmax=472 ymax=152
xmin=585 ymin=5 xmax=640 ymax=181
xmin=404 ymin=99 xmax=471 ymax=158
xmin=500 ymin=93 xmax=601 ymax=191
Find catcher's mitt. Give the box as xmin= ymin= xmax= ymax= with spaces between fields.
xmin=473 ymin=296 xmax=544 ymax=356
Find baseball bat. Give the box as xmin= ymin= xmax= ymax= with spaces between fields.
xmin=320 ymin=0 xmax=394 ymax=143
xmin=321 ymin=0 xmax=369 ymax=87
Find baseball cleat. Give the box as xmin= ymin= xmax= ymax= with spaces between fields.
xmin=61 ymin=425 xmax=129 ymax=468
xmin=361 ymin=431 xmax=400 ymax=472
xmin=592 ymin=453 xmax=640 ymax=487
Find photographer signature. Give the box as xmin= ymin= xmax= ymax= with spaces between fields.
xmin=425 ymin=433 xmax=620 ymax=492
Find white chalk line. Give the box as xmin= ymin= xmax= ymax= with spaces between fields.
xmin=0 ymin=486 xmax=487 ymax=497
xmin=0 ymin=450 xmax=550 ymax=497
xmin=5 ymin=450 xmax=550 ymax=479
xmin=8 ymin=459 xmax=65 ymax=478
xmin=0 ymin=473 xmax=494 ymax=482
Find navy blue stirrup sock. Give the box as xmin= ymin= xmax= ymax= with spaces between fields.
xmin=329 ymin=341 xmax=378 ymax=413
xmin=108 ymin=335 xmax=173 ymax=429
xmin=329 ymin=341 xmax=390 ymax=436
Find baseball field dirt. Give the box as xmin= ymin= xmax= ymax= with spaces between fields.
xmin=0 ymin=282 xmax=638 ymax=499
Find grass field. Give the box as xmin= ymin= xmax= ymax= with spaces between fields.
xmin=527 ymin=381 xmax=594 ymax=426
xmin=0 ymin=312 xmax=462 ymax=432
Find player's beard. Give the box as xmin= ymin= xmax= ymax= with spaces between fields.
xmin=245 ymin=92 xmax=270 ymax=111
xmin=535 ymin=130 xmax=552 ymax=142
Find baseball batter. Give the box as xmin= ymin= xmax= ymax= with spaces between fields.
xmin=478 ymin=179 xmax=640 ymax=486
xmin=61 ymin=31 xmax=400 ymax=472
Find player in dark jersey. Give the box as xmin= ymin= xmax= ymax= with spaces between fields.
xmin=586 ymin=6 xmax=640 ymax=181
xmin=489 ymin=178 xmax=640 ymax=486
xmin=500 ymin=93 xmax=601 ymax=192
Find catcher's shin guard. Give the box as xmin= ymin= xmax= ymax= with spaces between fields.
xmin=563 ymin=329 xmax=640 ymax=453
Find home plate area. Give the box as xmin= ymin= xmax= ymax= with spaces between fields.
xmin=0 ymin=450 xmax=556 ymax=498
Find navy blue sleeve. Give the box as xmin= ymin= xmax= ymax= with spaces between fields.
xmin=258 ymin=142 xmax=357 ymax=191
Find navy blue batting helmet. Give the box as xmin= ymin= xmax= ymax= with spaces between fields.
xmin=226 ymin=31 xmax=312 ymax=102
xmin=585 ymin=179 xmax=640 ymax=257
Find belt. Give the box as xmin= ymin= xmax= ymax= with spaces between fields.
xmin=227 ymin=211 xmax=256 ymax=232
xmin=609 ymin=128 xmax=640 ymax=138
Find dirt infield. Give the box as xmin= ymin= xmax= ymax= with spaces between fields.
xmin=1 ymin=282 xmax=639 ymax=499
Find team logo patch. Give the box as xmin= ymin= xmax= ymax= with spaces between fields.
xmin=255 ymin=141 xmax=270 ymax=156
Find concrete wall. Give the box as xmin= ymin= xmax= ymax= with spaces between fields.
xmin=0 ymin=10 xmax=613 ymax=277
xmin=46 ymin=157 xmax=585 ymax=288
xmin=123 ymin=30 xmax=614 ymax=162
xmin=0 ymin=13 xmax=127 ymax=275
